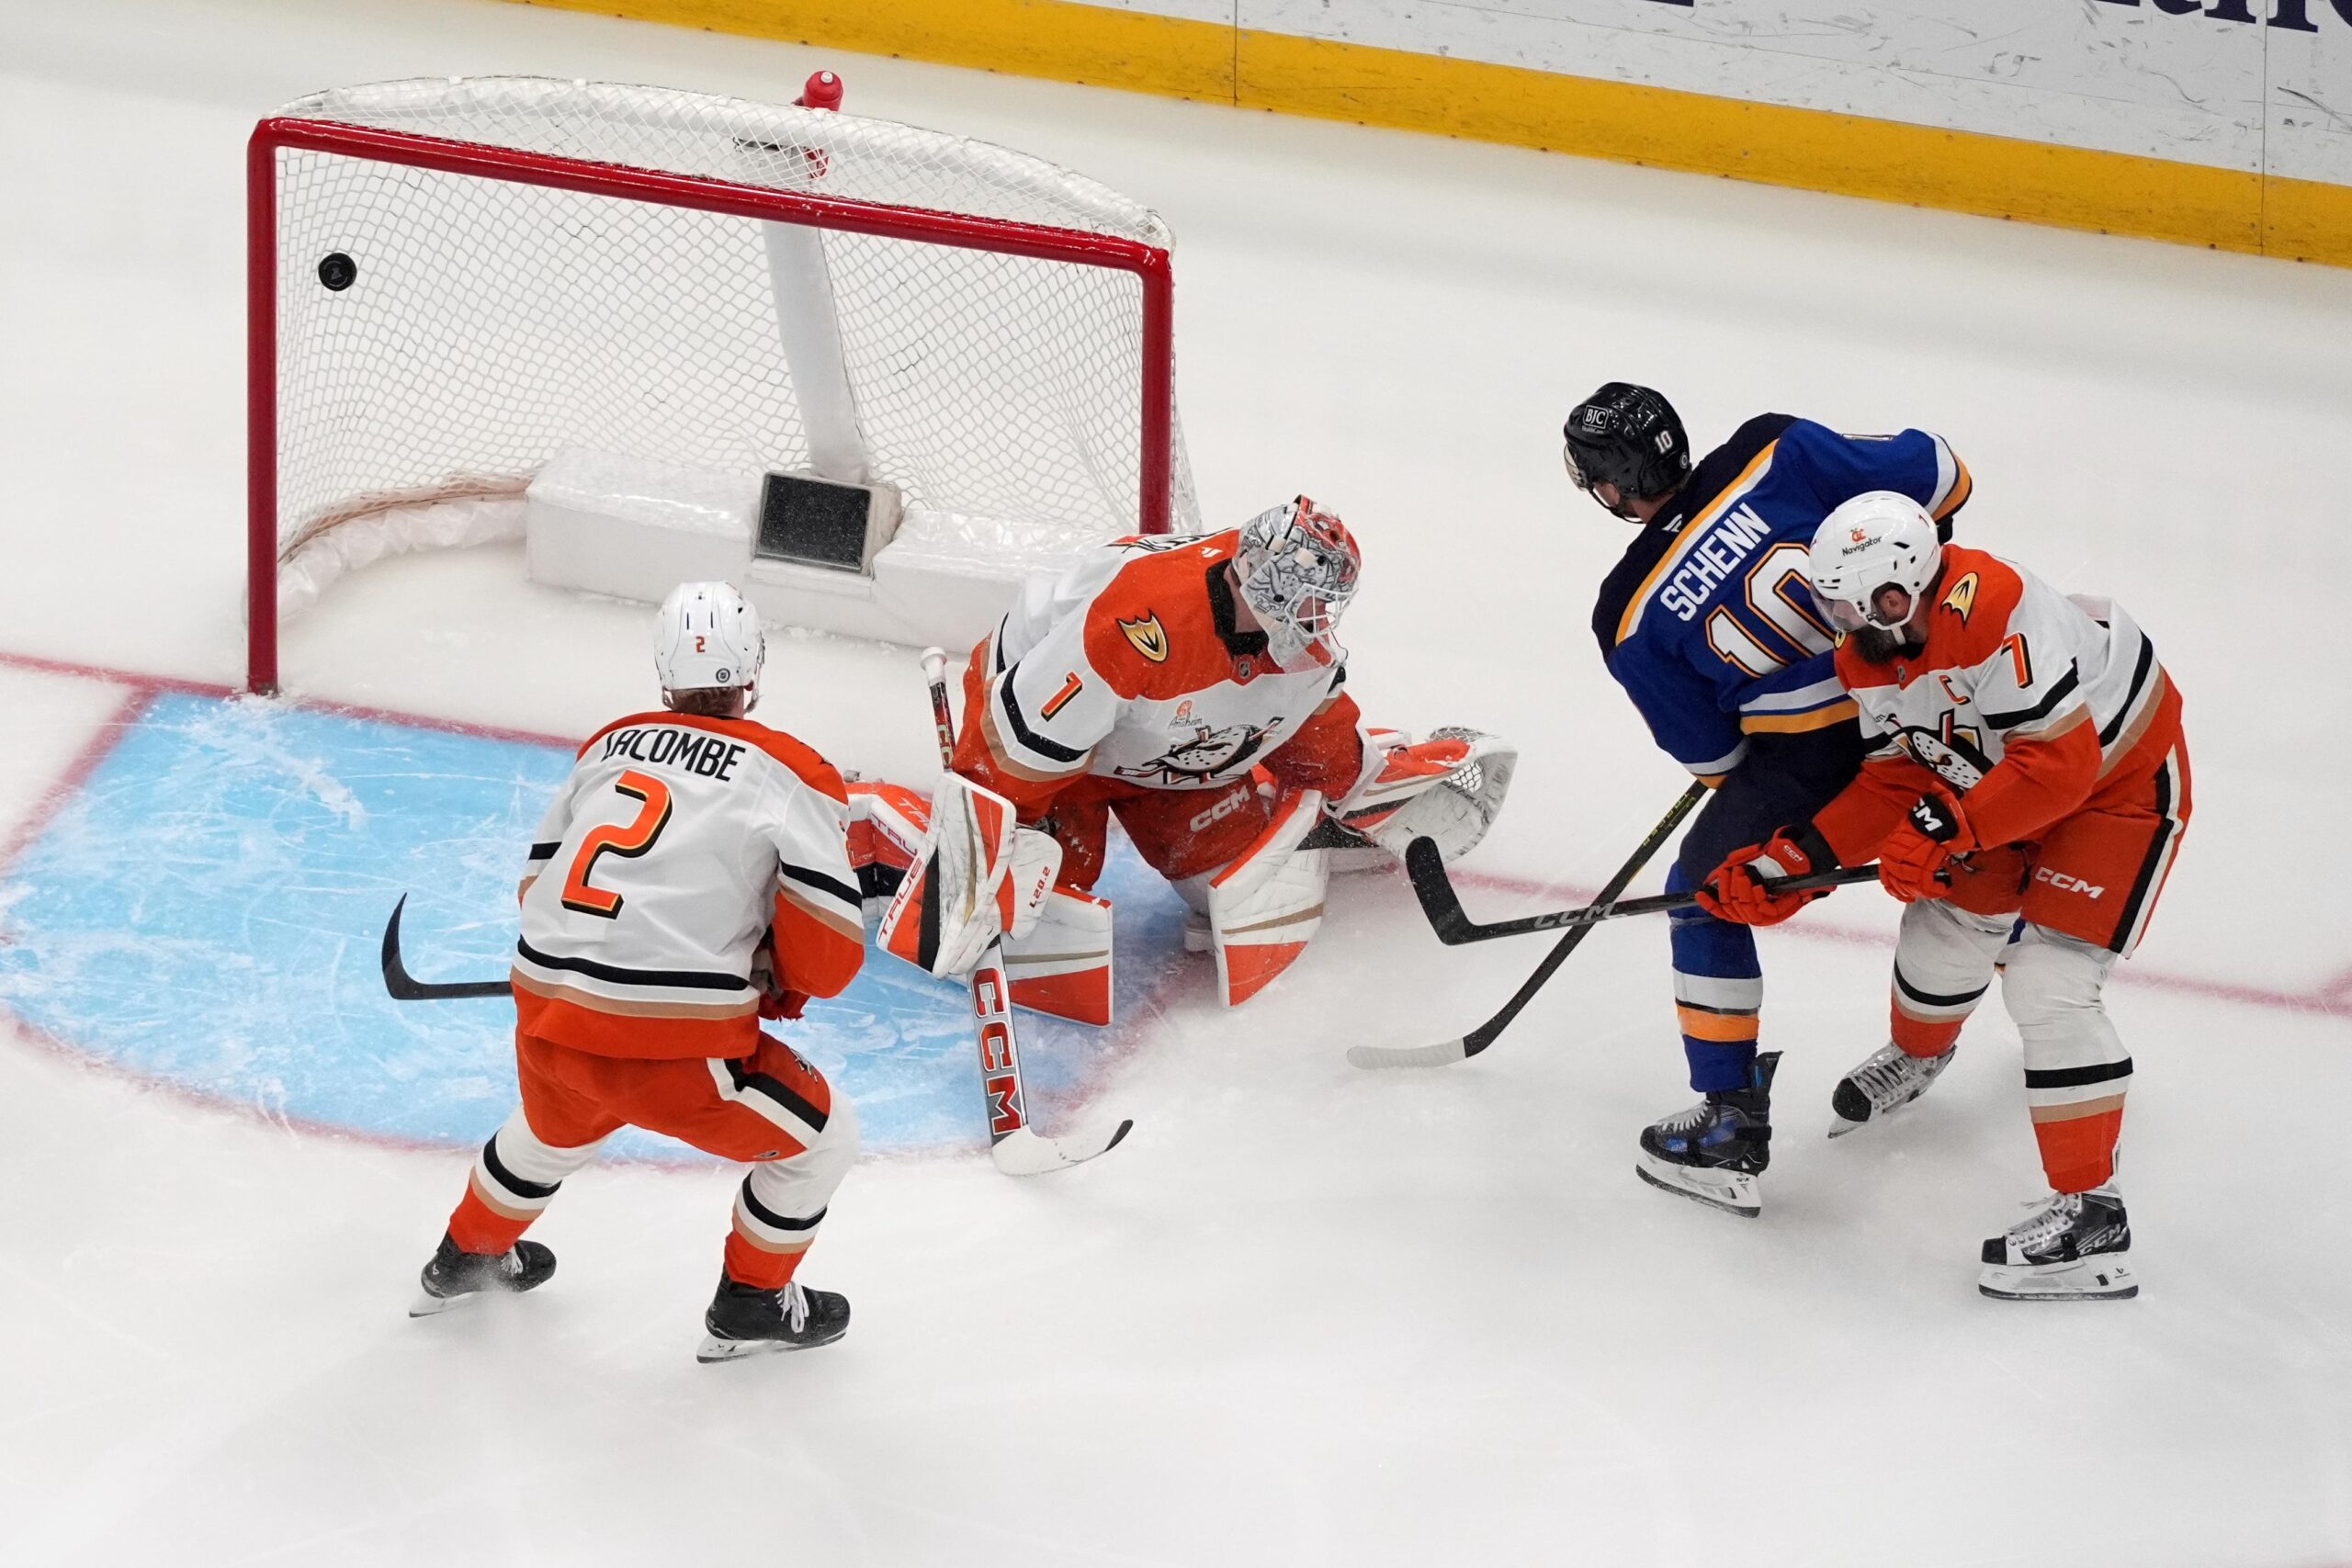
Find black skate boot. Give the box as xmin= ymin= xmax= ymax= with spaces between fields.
xmin=696 ymin=1275 xmax=852 ymax=1363
xmin=1979 ymin=1183 xmax=2137 ymax=1301
xmin=1828 ymin=1041 xmax=1956 ymax=1138
xmin=1634 ymin=1051 xmax=1779 ymax=1218
xmin=410 ymin=1231 xmax=557 ymax=1317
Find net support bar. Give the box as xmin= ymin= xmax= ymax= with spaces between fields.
xmin=244 ymin=115 xmax=1178 ymax=694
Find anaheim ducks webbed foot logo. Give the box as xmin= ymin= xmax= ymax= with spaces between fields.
xmin=1115 ymin=719 xmax=1278 ymax=785
xmin=1117 ymin=612 xmax=1170 ymax=663
xmin=1894 ymin=722 xmax=1993 ymax=790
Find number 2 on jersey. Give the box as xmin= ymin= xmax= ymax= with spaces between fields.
xmin=1703 ymin=542 xmax=1836 ymax=677
xmin=561 ymin=770 xmax=673 ymax=919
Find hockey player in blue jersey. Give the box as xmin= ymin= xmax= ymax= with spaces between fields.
xmin=1565 ymin=383 xmax=1972 ymax=1217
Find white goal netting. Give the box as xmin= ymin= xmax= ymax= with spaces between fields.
xmin=258 ymin=75 xmax=1197 ymax=622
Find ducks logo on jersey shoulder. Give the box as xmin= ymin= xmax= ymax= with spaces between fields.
xmin=1118 ymin=613 xmax=1170 ymax=663
xmin=1941 ymin=571 xmax=1980 ymax=624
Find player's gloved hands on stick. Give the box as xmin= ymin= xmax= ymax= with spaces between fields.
xmin=1697 ymin=823 xmax=1837 ymax=926
xmin=750 ymin=934 xmax=809 ymax=1018
xmin=1876 ymin=786 xmax=1974 ymax=903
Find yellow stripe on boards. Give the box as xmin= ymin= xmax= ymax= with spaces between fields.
xmin=507 ymin=0 xmax=1238 ymax=101
xmin=501 ymin=0 xmax=2348 ymax=268
xmin=1232 ymin=28 xmax=2264 ymax=257
xmin=2263 ymin=172 xmax=2352 ymax=265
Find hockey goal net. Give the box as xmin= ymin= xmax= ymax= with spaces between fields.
xmin=247 ymin=74 xmax=1196 ymax=693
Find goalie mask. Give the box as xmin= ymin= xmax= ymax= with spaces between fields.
xmin=1234 ymin=496 xmax=1362 ymax=670
xmin=654 ymin=581 xmax=765 ymax=705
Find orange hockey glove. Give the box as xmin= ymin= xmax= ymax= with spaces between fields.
xmin=1877 ymin=786 xmax=1976 ymax=904
xmin=1697 ymin=824 xmax=1836 ymax=927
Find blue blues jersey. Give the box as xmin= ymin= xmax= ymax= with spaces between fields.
xmin=1589 ymin=414 xmax=1971 ymax=778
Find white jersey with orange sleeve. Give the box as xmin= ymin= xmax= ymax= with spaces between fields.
xmin=1818 ymin=545 xmax=2178 ymax=860
xmin=957 ymin=532 xmax=1370 ymax=815
xmin=511 ymin=711 xmax=866 ymax=1061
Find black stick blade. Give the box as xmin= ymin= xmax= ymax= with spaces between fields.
xmin=381 ymin=895 xmax=513 ymax=1001
xmin=1404 ymin=836 xmax=1476 ymax=945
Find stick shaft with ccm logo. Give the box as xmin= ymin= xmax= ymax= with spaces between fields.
xmin=919 ymin=648 xmax=1132 ymax=1175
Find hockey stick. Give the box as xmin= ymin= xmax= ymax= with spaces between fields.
xmin=1403 ymin=835 xmax=1878 ymax=944
xmin=380 ymin=895 xmax=512 ymax=1000
xmin=1345 ymin=781 xmax=1706 ymax=1070
xmin=918 ymin=648 xmax=1133 ymax=1175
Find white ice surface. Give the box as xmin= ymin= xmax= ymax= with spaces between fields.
xmin=3 ymin=0 xmax=2350 ymax=1562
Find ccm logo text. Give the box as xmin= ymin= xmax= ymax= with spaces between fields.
xmin=2036 ymin=867 xmax=2106 ymax=899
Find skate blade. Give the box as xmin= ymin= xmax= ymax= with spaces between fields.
xmin=409 ymin=1289 xmax=469 ymax=1318
xmin=1826 ymin=1113 xmax=1869 ymax=1140
xmin=1978 ymin=1257 xmax=2138 ymax=1302
xmin=1634 ymin=1156 xmax=1760 ymax=1218
xmin=695 ymin=1327 xmax=847 ymax=1364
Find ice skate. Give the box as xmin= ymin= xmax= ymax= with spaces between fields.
xmin=1634 ymin=1051 xmax=1779 ymax=1218
xmin=410 ymin=1231 xmax=557 ymax=1317
xmin=1978 ymin=1183 xmax=2137 ymax=1302
xmin=1828 ymin=1041 xmax=1956 ymax=1137
xmin=696 ymin=1276 xmax=852 ymax=1362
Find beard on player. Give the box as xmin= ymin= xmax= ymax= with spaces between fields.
xmin=1847 ymin=625 xmax=1922 ymax=665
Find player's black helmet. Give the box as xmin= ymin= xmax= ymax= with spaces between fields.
xmin=1563 ymin=383 xmax=1691 ymax=519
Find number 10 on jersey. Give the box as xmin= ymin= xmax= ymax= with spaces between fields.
xmin=1705 ymin=542 xmax=1837 ymax=677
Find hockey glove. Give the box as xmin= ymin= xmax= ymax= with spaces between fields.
xmin=1876 ymin=786 xmax=1975 ymax=904
xmin=1697 ymin=823 xmax=1837 ymax=927
xmin=749 ymin=931 xmax=809 ymax=1019
xmin=1330 ymin=728 xmax=1518 ymax=863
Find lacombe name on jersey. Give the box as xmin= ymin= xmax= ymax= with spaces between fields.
xmin=598 ymin=724 xmax=749 ymax=782
xmin=1656 ymin=504 xmax=1775 ymax=623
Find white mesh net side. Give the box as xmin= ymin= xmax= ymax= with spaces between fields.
xmin=266 ymin=76 xmax=1197 ymax=588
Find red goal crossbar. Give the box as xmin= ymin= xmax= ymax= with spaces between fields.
xmin=246 ymin=116 xmax=1177 ymax=694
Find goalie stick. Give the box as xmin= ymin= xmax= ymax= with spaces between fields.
xmin=1346 ymin=782 xmax=1705 ymax=1070
xmin=917 ymin=647 xmax=1133 ymax=1176
xmin=380 ymin=895 xmax=512 ymax=1000
xmin=1402 ymin=835 xmax=1878 ymax=944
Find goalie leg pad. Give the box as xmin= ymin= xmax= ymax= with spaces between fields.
xmin=876 ymin=776 xmax=1060 ymax=978
xmin=843 ymin=781 xmax=931 ymax=899
xmin=1205 ymin=789 xmax=1329 ymax=1008
xmin=1002 ymin=886 xmax=1114 ymax=1025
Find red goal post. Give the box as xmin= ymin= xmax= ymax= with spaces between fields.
xmin=246 ymin=76 xmax=1186 ymax=694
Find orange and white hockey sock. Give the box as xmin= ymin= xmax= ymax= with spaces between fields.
xmin=2030 ymin=1104 xmax=2126 ymax=1194
xmin=1886 ymin=902 xmax=2011 ymax=1058
xmin=2004 ymin=931 xmax=2131 ymax=1194
xmin=445 ymin=1109 xmax=604 ymax=1256
xmin=720 ymin=1103 xmax=859 ymax=1290
xmin=725 ymin=1173 xmax=822 ymax=1291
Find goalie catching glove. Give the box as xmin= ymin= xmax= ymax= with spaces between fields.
xmin=876 ymin=774 xmax=1061 ymax=977
xmin=1329 ymin=727 xmax=1518 ymax=862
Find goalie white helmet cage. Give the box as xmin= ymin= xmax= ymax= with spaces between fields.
xmin=1807 ymin=492 xmax=1943 ymax=633
xmin=1234 ymin=496 xmax=1362 ymax=671
xmin=655 ymin=581 xmax=766 ymax=701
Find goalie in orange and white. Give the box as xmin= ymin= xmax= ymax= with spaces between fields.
xmin=868 ymin=497 xmax=1516 ymax=1021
